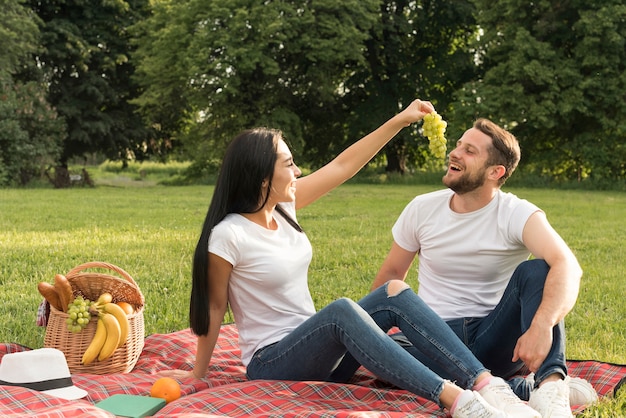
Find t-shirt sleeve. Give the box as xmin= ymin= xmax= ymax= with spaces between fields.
xmin=391 ymin=197 xmax=421 ymax=253
xmin=507 ymin=198 xmax=542 ymax=246
xmin=209 ymin=222 xmax=239 ymax=266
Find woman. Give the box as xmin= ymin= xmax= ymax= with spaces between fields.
xmin=166 ymin=100 xmax=539 ymax=418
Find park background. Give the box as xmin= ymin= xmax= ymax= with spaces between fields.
xmin=1 ymin=0 xmax=625 ymax=415
xmin=2 ymin=0 xmax=625 ymax=189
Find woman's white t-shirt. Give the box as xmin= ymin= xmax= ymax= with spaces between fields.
xmin=209 ymin=202 xmax=316 ymax=366
xmin=392 ymin=188 xmax=540 ymax=321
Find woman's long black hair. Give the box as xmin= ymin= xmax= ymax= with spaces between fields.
xmin=190 ymin=128 xmax=303 ymax=336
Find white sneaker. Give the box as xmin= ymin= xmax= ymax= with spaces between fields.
xmin=526 ymin=373 xmax=598 ymax=406
xmin=478 ymin=377 xmax=541 ymax=417
xmin=452 ymin=390 xmax=510 ymax=418
xmin=528 ymin=379 xmax=573 ymax=418
xmin=565 ymin=375 xmax=598 ymax=406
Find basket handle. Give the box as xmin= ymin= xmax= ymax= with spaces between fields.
xmin=65 ymin=261 xmax=140 ymax=289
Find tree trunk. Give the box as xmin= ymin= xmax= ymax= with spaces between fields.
xmin=385 ymin=141 xmax=407 ymax=174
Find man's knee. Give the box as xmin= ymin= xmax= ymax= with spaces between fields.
xmin=517 ymin=259 xmax=550 ymax=286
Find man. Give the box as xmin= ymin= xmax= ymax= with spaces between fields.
xmin=368 ymin=118 xmax=595 ymax=417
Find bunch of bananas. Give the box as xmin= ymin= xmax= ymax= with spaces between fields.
xmin=81 ymin=293 xmax=131 ymax=365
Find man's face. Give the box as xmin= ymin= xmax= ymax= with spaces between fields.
xmin=442 ymin=127 xmax=493 ymax=194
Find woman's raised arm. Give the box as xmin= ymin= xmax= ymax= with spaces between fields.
xmin=295 ymin=99 xmax=434 ymax=209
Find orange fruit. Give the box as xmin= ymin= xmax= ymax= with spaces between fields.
xmin=150 ymin=377 xmax=181 ymax=404
xmin=116 ymin=301 xmax=134 ymax=315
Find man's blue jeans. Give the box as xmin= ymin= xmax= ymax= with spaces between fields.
xmin=376 ymin=259 xmax=568 ymax=400
xmin=246 ymin=281 xmax=489 ymax=405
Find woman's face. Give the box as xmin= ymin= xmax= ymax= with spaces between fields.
xmin=267 ymin=139 xmax=301 ymax=204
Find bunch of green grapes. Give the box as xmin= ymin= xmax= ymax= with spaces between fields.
xmin=422 ymin=112 xmax=448 ymax=159
xmin=65 ymin=296 xmax=93 ymax=333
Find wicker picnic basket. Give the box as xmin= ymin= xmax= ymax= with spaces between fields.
xmin=44 ymin=261 xmax=145 ymax=374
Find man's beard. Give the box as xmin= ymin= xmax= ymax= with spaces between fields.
xmin=442 ymin=166 xmax=487 ymax=195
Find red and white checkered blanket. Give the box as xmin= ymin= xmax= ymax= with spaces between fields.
xmin=0 ymin=324 xmax=623 ymax=417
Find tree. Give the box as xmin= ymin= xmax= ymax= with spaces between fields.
xmin=0 ymin=74 xmax=30 ymax=185
xmin=0 ymin=76 xmax=65 ymax=186
xmin=133 ymin=0 xmax=481 ymax=177
xmin=129 ymin=0 xmax=199 ymax=163
xmin=0 ymin=0 xmax=65 ymax=186
xmin=453 ymin=0 xmax=626 ymax=183
xmin=25 ymin=0 xmax=152 ymax=167
xmin=132 ymin=0 xmax=380 ymax=177
xmin=341 ymin=0 xmax=478 ymax=174
xmin=0 ymin=0 xmax=39 ymax=72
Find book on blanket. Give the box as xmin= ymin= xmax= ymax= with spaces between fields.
xmin=95 ymin=394 xmax=166 ymax=418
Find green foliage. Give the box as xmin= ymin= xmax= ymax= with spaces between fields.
xmin=0 ymin=77 xmax=27 ymax=185
xmin=91 ymin=159 xmax=192 ymax=186
xmin=132 ymin=0 xmax=380 ymax=172
xmin=4 ymin=0 xmax=626 ymax=187
xmin=453 ymin=0 xmax=626 ymax=182
xmin=341 ymin=0 xmax=478 ymax=173
xmin=0 ymin=0 xmax=40 ymax=73
xmin=0 ymin=74 xmax=65 ymax=186
xmin=131 ymin=0 xmax=478 ymax=176
xmin=0 ymin=0 xmax=64 ymax=186
xmin=128 ymin=0 xmax=196 ymax=155
xmin=26 ymin=0 xmax=152 ymax=164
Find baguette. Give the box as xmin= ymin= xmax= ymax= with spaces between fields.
xmin=54 ymin=274 xmax=73 ymax=312
xmin=37 ymin=282 xmax=63 ymax=311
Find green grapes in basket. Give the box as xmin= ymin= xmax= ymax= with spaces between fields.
xmin=65 ymin=296 xmax=94 ymax=333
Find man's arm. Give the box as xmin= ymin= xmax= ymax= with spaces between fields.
xmin=371 ymin=242 xmax=418 ymax=291
xmin=513 ymin=211 xmax=582 ymax=371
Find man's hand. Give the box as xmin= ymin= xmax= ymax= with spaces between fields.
xmin=512 ymin=323 xmax=553 ymax=373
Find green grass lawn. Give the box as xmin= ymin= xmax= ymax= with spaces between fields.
xmin=1 ymin=183 xmax=625 ymax=415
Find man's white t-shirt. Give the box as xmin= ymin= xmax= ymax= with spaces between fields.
xmin=392 ymin=188 xmax=540 ymax=321
xmin=209 ymin=202 xmax=316 ymax=366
